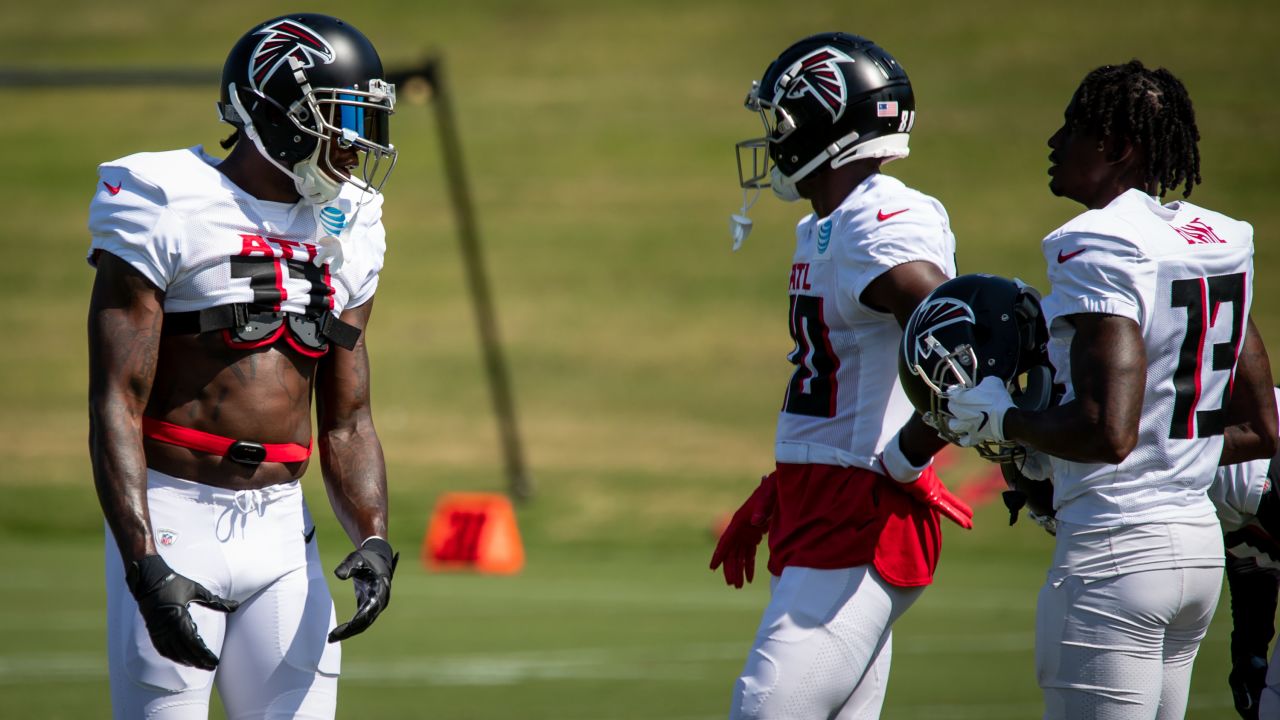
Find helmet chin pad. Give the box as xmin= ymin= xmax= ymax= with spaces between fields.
xmin=293 ymin=145 xmax=345 ymax=205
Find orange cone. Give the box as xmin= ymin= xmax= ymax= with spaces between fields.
xmin=422 ymin=492 xmax=525 ymax=574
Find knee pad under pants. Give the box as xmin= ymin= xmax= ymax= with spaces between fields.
xmin=106 ymin=470 xmax=340 ymax=719
xmin=729 ymin=565 xmax=924 ymax=720
xmin=1036 ymin=566 xmax=1223 ymax=720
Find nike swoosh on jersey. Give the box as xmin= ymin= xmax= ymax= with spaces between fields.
xmin=877 ymin=208 xmax=909 ymax=221
xmin=303 ymin=526 xmax=316 ymax=544
xmin=1057 ymin=248 xmax=1086 ymax=263
xmin=102 ymin=181 xmax=122 ymax=196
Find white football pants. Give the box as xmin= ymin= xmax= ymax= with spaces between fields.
xmin=1261 ymin=644 xmax=1280 ymax=720
xmin=729 ymin=565 xmax=924 ymax=720
xmin=106 ymin=470 xmax=340 ymax=719
xmin=1036 ymin=566 xmax=1223 ymax=720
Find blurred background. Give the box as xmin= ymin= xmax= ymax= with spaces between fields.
xmin=2 ymin=0 xmax=1276 ymax=717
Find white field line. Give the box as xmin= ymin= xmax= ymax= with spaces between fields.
xmin=0 ymin=656 xmax=1236 ymax=718
xmin=0 ymin=631 xmax=1227 ymax=687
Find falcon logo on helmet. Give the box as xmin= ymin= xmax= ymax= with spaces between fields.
xmin=781 ymin=47 xmax=855 ymax=122
xmin=903 ymin=297 xmax=976 ymax=367
xmin=248 ymin=19 xmax=335 ymax=93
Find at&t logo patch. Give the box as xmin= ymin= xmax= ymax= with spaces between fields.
xmin=817 ymin=219 xmax=832 ymax=254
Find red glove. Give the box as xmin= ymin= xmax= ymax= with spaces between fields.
xmin=709 ymin=473 xmax=777 ymax=588
xmin=893 ymin=471 xmax=974 ymax=530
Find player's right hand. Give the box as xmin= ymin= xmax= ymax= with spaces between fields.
xmin=710 ymin=473 xmax=777 ymax=588
xmin=125 ymin=554 xmax=239 ymax=671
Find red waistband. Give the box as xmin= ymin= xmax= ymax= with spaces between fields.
xmin=142 ymin=417 xmax=312 ymax=463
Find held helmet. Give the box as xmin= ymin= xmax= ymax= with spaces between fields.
xmin=737 ymin=32 xmax=915 ymax=202
xmin=217 ymin=14 xmax=397 ymax=204
xmin=899 ymin=274 xmax=1055 ymax=460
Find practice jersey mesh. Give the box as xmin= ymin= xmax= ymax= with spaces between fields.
xmin=87 ymin=146 xmax=385 ymax=316
xmin=774 ymin=173 xmax=956 ymax=470
xmin=1043 ymin=189 xmax=1255 ymax=526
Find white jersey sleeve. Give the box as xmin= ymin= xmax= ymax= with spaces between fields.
xmin=87 ymin=163 xmax=184 ymax=289
xmin=841 ymin=195 xmax=955 ymax=304
xmin=1211 ymin=456 xmax=1271 ymax=532
xmin=1041 ymin=226 xmax=1152 ymax=327
xmin=1210 ymin=388 xmax=1280 ymax=532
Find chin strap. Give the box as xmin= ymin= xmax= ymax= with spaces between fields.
xmin=729 ymin=187 xmax=762 ymax=252
xmin=226 ymin=76 xmax=345 ymax=207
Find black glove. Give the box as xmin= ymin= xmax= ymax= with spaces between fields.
xmin=1229 ymin=654 xmax=1267 ymax=720
xmin=125 ymin=554 xmax=239 ymax=670
xmin=1000 ymin=461 xmax=1057 ymax=534
xmin=328 ymin=537 xmax=398 ymax=643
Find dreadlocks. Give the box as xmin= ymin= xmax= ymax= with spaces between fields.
xmin=1069 ymin=59 xmax=1202 ymax=198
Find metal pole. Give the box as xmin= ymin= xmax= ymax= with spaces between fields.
xmin=418 ymin=56 xmax=533 ymax=502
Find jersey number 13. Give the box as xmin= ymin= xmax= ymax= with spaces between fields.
xmin=1169 ymin=272 xmax=1245 ymax=440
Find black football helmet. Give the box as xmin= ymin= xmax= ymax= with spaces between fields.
xmin=899 ymin=274 xmax=1055 ymax=459
xmin=737 ymin=32 xmax=915 ymax=202
xmin=217 ymin=14 xmax=397 ymax=204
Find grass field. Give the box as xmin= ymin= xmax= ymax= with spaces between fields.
xmin=2 ymin=0 xmax=1277 ymax=717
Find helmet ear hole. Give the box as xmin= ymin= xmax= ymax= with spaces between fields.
xmin=1014 ymin=366 xmax=1054 ymax=412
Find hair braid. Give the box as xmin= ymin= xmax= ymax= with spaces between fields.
xmin=1069 ymin=59 xmax=1201 ymax=198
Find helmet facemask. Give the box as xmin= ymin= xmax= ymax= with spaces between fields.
xmin=290 ymin=72 xmax=397 ymax=205
xmin=737 ymin=76 xmax=854 ymax=203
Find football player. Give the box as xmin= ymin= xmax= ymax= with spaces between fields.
xmin=711 ymin=32 xmax=973 ymax=719
xmin=942 ymin=60 xmax=1278 ymax=718
xmin=1209 ymin=404 xmax=1280 ymax=720
xmin=87 ymin=14 xmax=400 ymax=719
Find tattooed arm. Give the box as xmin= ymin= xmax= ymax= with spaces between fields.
xmin=315 ymin=298 xmax=388 ymax=545
xmin=316 ymin=298 xmax=397 ymax=643
xmin=88 ymin=251 xmax=165 ymax=562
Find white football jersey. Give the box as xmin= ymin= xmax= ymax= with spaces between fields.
xmin=1211 ymin=455 xmax=1271 ymax=533
xmin=1210 ymin=387 xmax=1280 ymax=533
xmin=774 ymin=173 xmax=956 ymax=469
xmin=87 ymin=146 xmax=385 ymax=316
xmin=1042 ymin=189 xmax=1254 ymax=526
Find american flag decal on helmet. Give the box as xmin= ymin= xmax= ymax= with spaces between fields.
xmin=248 ymin=19 xmax=336 ymax=92
xmin=783 ymin=47 xmax=855 ymax=122
xmin=904 ymin=297 xmax=976 ymax=364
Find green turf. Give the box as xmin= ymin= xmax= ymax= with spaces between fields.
xmin=1 ymin=0 xmax=1275 ymax=717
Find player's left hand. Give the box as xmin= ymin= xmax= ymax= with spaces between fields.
xmin=1229 ymin=653 xmax=1267 ymax=720
xmin=943 ymin=376 xmax=1015 ymax=446
xmin=328 ymin=537 xmax=398 ymax=643
xmin=710 ymin=473 xmax=777 ymax=588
